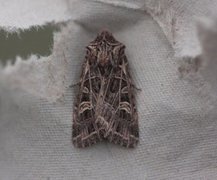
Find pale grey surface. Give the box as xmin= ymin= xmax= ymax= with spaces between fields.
xmin=1 ymin=0 xmax=217 ymax=180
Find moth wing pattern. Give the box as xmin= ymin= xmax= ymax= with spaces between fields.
xmin=72 ymin=58 xmax=103 ymax=148
xmin=72 ymin=30 xmax=139 ymax=148
xmin=101 ymin=52 xmax=139 ymax=148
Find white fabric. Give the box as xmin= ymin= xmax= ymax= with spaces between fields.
xmin=1 ymin=0 xmax=217 ymax=179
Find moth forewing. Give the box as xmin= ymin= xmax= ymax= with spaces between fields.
xmin=72 ymin=30 xmax=139 ymax=148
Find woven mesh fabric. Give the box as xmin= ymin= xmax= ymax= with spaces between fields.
xmin=1 ymin=0 xmax=217 ymax=179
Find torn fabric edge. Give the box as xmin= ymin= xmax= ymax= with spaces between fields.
xmin=0 ymin=21 xmax=71 ymax=102
xmin=92 ymin=0 xmax=201 ymax=57
xmin=0 ymin=0 xmax=215 ymax=103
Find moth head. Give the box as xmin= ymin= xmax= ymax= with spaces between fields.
xmin=86 ymin=45 xmax=110 ymax=69
xmin=86 ymin=30 xmax=125 ymax=68
xmin=95 ymin=30 xmax=117 ymax=43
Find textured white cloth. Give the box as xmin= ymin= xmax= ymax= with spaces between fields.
xmin=1 ymin=0 xmax=217 ymax=179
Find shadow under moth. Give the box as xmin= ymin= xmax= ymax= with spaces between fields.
xmin=72 ymin=30 xmax=139 ymax=148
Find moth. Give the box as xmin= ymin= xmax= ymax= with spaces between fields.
xmin=72 ymin=30 xmax=139 ymax=148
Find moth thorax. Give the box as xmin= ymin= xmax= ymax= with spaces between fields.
xmin=98 ymin=51 xmax=110 ymax=67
